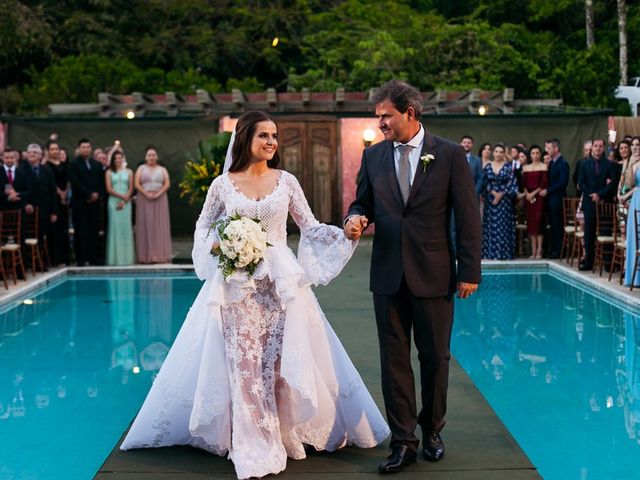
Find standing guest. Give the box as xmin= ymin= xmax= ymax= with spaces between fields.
xmin=69 ymin=138 xmax=104 ymax=266
xmin=522 ymin=146 xmax=548 ymax=259
xmin=573 ymin=141 xmax=593 ymax=197
xmin=0 ymin=146 xmax=32 ymax=211
xmin=616 ymin=140 xmax=633 ymax=206
xmin=482 ymin=144 xmax=518 ymax=259
xmin=93 ymin=148 xmax=109 ymax=169
xmin=59 ymin=148 xmax=69 ymax=164
xmin=539 ymin=138 xmax=569 ymax=259
xmin=510 ymin=145 xmax=524 ymax=194
xmin=24 ymin=144 xmax=58 ymax=265
xmin=44 ymin=140 xmax=70 ymax=265
xmin=578 ymin=138 xmax=620 ymax=271
xmin=134 ymin=146 xmax=171 ymax=263
xmin=460 ymin=135 xmax=483 ymax=196
xmin=478 ymin=142 xmax=492 ymax=168
xmin=623 ymin=137 xmax=640 ymax=286
xmin=105 ymin=148 xmax=134 ymax=265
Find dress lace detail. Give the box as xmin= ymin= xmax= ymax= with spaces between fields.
xmin=121 ymin=171 xmax=389 ymax=479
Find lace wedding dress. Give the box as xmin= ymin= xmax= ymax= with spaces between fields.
xmin=120 ymin=171 xmax=390 ymax=479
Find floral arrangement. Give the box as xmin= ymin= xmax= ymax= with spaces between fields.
xmin=210 ymin=213 xmax=271 ymax=279
xmin=179 ymin=131 xmax=232 ymax=205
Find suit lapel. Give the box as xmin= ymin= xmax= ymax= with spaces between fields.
xmin=406 ymin=130 xmax=437 ymax=205
xmin=381 ymin=142 xmax=404 ymax=207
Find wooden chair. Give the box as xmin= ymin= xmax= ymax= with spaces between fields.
xmin=629 ymin=210 xmax=640 ymax=291
xmin=0 ymin=215 xmax=8 ymax=290
xmin=609 ymin=205 xmax=627 ymax=284
xmin=570 ymin=200 xmax=585 ymax=267
xmin=560 ymin=197 xmax=578 ymax=261
xmin=0 ymin=210 xmax=26 ymax=284
xmin=593 ymin=203 xmax=616 ymax=276
xmin=23 ymin=207 xmax=44 ymax=277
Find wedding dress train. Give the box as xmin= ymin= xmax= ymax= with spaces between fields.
xmin=120 ymin=171 xmax=389 ymax=479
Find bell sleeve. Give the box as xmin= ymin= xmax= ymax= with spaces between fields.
xmin=192 ymin=178 xmax=225 ymax=280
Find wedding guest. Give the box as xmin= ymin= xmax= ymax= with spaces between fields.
xmin=539 ymin=138 xmax=569 ymax=259
xmin=0 ymin=146 xmax=32 ymax=211
xmin=44 ymin=140 xmax=70 ymax=265
xmin=69 ymin=138 xmax=104 ymax=266
xmin=616 ymin=140 xmax=633 ymax=206
xmin=573 ymin=140 xmax=592 ymax=196
xmin=522 ymin=146 xmax=548 ymax=259
xmin=105 ymin=148 xmax=134 ymax=265
xmin=24 ymin=144 xmax=57 ymax=254
xmin=624 ymin=137 xmax=640 ymax=286
xmin=482 ymin=144 xmax=518 ymax=259
xmin=134 ymin=146 xmax=171 ymax=263
xmin=578 ymin=138 xmax=619 ymax=270
xmin=59 ymin=148 xmax=69 ymax=163
xmin=460 ymin=135 xmax=483 ymax=196
xmin=479 ymin=142 xmax=492 ymax=168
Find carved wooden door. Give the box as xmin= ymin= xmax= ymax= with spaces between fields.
xmin=278 ymin=119 xmax=338 ymax=225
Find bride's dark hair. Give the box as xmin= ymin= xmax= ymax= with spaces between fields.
xmin=229 ymin=110 xmax=280 ymax=172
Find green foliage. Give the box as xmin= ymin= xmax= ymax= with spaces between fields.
xmin=178 ymin=132 xmax=231 ymax=205
xmin=1 ymin=0 xmax=638 ymax=112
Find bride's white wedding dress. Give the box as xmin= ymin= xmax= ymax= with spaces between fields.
xmin=120 ymin=171 xmax=390 ymax=479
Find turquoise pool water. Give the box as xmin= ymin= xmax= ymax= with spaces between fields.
xmin=0 ymin=274 xmax=201 ymax=480
xmin=453 ymin=271 xmax=640 ymax=480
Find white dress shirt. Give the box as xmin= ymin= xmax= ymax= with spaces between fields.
xmin=393 ymin=124 xmax=425 ymax=186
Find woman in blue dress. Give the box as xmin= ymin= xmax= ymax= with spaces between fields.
xmin=623 ymin=137 xmax=640 ymax=286
xmin=105 ymin=148 xmax=135 ymax=265
xmin=482 ymin=143 xmax=518 ymax=259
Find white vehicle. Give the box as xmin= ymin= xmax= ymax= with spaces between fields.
xmin=615 ymin=77 xmax=640 ymax=116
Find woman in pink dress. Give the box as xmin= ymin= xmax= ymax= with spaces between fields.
xmin=134 ymin=146 xmax=172 ymax=263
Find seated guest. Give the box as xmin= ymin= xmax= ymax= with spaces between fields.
xmin=0 ymin=146 xmax=32 ymax=212
xmin=24 ymin=143 xmax=58 ymax=249
xmin=105 ymin=148 xmax=134 ymax=266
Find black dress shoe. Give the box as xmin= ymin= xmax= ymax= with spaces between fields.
xmin=422 ymin=433 xmax=445 ymax=462
xmin=378 ymin=445 xmax=417 ymax=474
xmin=578 ymin=262 xmax=592 ymax=271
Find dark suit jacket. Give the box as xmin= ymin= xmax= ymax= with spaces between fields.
xmin=578 ymin=156 xmax=619 ymax=208
xmin=347 ymin=130 xmax=482 ymax=297
xmin=0 ymin=166 xmax=33 ymax=210
xmin=467 ymin=154 xmax=483 ymax=195
xmin=546 ymin=154 xmax=570 ymax=209
xmin=26 ymin=164 xmax=58 ymax=220
xmin=69 ymin=156 xmax=104 ymax=207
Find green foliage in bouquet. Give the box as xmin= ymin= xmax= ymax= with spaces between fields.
xmin=179 ymin=131 xmax=232 ymax=205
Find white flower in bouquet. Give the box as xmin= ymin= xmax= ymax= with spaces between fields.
xmin=210 ymin=214 xmax=270 ymax=278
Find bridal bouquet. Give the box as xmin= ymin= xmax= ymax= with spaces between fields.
xmin=210 ymin=213 xmax=271 ymax=279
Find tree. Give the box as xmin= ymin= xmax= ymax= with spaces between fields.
xmin=585 ymin=0 xmax=595 ymax=48
xmin=618 ymin=0 xmax=628 ymax=85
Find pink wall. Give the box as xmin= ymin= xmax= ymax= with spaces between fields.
xmin=339 ymin=118 xmax=383 ymax=219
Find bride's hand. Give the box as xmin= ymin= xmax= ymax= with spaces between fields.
xmin=211 ymin=241 xmax=221 ymax=255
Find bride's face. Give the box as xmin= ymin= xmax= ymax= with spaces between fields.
xmin=250 ymin=121 xmax=278 ymax=163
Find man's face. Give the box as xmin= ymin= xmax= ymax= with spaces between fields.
xmin=375 ymin=100 xmax=414 ymax=143
xmin=95 ymin=150 xmax=108 ymax=166
xmin=79 ymin=142 xmax=92 ymax=158
xmin=592 ymin=140 xmax=605 ymax=159
xmin=27 ymin=149 xmax=43 ymax=165
xmin=460 ymin=137 xmax=473 ymax=153
xmin=510 ymin=147 xmax=519 ymax=160
xmin=545 ymin=142 xmax=559 ymax=158
xmin=583 ymin=143 xmax=592 ymax=157
xmin=3 ymin=152 xmax=15 ymax=167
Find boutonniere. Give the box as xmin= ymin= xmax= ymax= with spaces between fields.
xmin=420 ymin=153 xmax=435 ymax=173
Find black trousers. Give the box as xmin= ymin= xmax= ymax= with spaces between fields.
xmin=583 ymin=202 xmax=597 ymax=267
xmin=373 ymin=277 xmax=454 ymax=453
xmin=547 ymin=202 xmax=564 ymax=256
xmin=72 ymin=202 xmax=100 ymax=265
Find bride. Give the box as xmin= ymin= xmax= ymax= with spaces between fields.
xmin=120 ymin=110 xmax=390 ymax=479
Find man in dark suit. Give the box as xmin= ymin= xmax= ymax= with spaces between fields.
xmin=578 ymin=138 xmax=619 ymax=270
xmin=69 ymin=138 xmax=104 ymax=266
xmin=0 ymin=146 xmax=32 ymax=212
xmin=24 ymin=143 xmax=58 ymax=248
xmin=539 ymin=138 xmax=569 ymax=258
xmin=460 ymin=135 xmax=483 ymax=196
xmin=345 ymin=80 xmax=482 ymax=473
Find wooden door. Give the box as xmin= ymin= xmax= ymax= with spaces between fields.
xmin=278 ymin=119 xmax=338 ymax=225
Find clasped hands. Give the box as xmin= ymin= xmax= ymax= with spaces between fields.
xmin=344 ymin=215 xmax=368 ymax=240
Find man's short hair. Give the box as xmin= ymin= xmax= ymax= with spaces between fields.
xmin=545 ymin=138 xmax=561 ymax=149
xmin=3 ymin=146 xmax=15 ymax=154
xmin=77 ymin=137 xmax=91 ymax=146
xmin=371 ymin=80 xmax=423 ymax=119
xmin=461 ymin=135 xmax=474 ymax=142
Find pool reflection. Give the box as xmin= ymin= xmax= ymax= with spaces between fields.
xmin=453 ymin=273 xmax=640 ymax=480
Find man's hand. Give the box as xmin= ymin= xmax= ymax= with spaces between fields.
xmin=456 ymin=282 xmax=478 ymax=299
xmin=25 ymin=204 xmax=34 ymax=215
xmin=344 ymin=215 xmax=368 ymax=240
xmin=50 ymin=214 xmax=57 ymax=223
xmin=90 ymin=192 xmax=99 ymax=203
xmin=590 ymin=192 xmax=600 ymax=203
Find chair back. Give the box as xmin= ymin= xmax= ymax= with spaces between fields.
xmin=595 ymin=202 xmax=616 ymax=236
xmin=563 ymin=197 xmax=576 ymax=228
xmin=0 ymin=210 xmax=21 ymax=244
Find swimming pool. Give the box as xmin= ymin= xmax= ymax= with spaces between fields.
xmin=0 ymin=274 xmax=201 ymax=480
xmin=453 ymin=270 xmax=640 ymax=480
